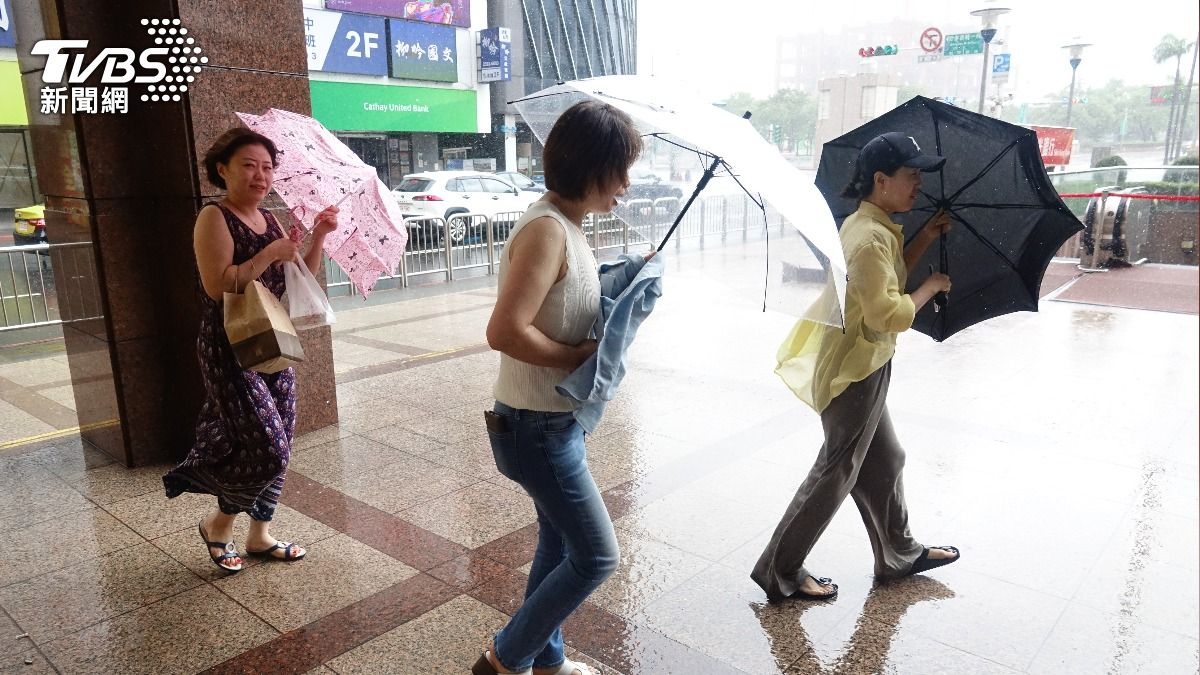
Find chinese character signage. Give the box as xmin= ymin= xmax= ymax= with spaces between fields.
xmin=1027 ymin=125 xmax=1074 ymax=166
xmin=943 ymin=33 xmax=983 ymax=56
xmin=479 ymin=27 xmax=511 ymax=82
xmin=388 ymin=19 xmax=456 ymax=83
xmin=30 ymin=18 xmax=208 ymax=115
xmin=0 ymin=0 xmax=16 ymax=49
xmin=304 ymin=8 xmax=388 ymax=76
xmin=324 ymin=0 xmax=471 ymax=29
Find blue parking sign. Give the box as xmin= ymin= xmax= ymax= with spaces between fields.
xmin=992 ymin=53 xmax=1011 ymax=74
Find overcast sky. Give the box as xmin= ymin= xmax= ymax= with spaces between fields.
xmin=637 ymin=0 xmax=1200 ymax=101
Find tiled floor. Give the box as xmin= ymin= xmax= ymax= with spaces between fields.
xmin=0 ymin=242 xmax=1197 ymax=674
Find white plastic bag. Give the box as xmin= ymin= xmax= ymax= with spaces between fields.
xmin=282 ymin=256 xmax=335 ymax=329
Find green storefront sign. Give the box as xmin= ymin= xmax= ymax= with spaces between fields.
xmin=310 ymin=80 xmax=476 ymax=132
xmin=943 ymin=33 xmax=984 ymax=56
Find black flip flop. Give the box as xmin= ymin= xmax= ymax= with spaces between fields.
xmin=907 ymin=546 xmax=960 ymax=576
xmin=246 ymin=541 xmax=306 ymax=561
xmin=789 ymin=575 xmax=839 ymax=601
xmin=197 ymin=520 xmax=243 ymax=572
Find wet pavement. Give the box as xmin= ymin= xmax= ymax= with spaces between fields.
xmin=0 ymin=238 xmax=1197 ymax=674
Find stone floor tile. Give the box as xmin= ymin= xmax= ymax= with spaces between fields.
xmin=400 ymin=484 xmax=535 ymax=549
xmin=794 ymin=612 xmax=1020 ymax=674
xmin=325 ymin=595 xmax=507 ymax=674
xmin=1028 ymin=602 xmax=1200 ymax=675
xmin=0 ymin=645 xmax=55 ymax=673
xmin=938 ymin=491 xmax=1129 ymax=599
xmin=41 ymin=585 xmax=277 ymax=674
xmin=634 ymin=563 xmax=851 ymax=674
xmin=292 ymin=424 xmax=357 ymax=453
xmin=588 ymin=529 xmax=713 ymax=619
xmin=333 ymin=452 xmax=480 ymax=513
xmin=287 ymin=435 xmax=415 ymax=486
xmin=0 ymin=507 xmax=143 ymax=589
xmin=0 ymin=541 xmax=202 ymax=644
xmin=614 ymin=485 xmax=781 ymax=562
xmin=0 ymin=473 xmax=94 ymax=533
xmin=64 ymin=462 xmax=173 ymax=505
xmin=356 ymin=425 xmax=448 ymax=457
xmin=101 ymin=490 xmax=211 ymax=540
xmin=873 ymin=566 xmax=1069 ymax=671
xmin=0 ymin=437 xmax=113 ymax=483
xmin=333 ymin=399 xmax=432 ymax=435
xmin=410 ymin=438 xmax=502 ymax=480
xmin=212 ymin=533 xmax=418 ymax=632
xmin=1072 ymin=528 xmax=1199 ymax=638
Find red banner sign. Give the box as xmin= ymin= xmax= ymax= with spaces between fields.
xmin=1028 ymin=125 xmax=1075 ymax=166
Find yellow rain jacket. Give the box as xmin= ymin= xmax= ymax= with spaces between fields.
xmin=776 ymin=201 xmax=916 ymax=413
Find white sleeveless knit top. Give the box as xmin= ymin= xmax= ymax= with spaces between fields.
xmin=493 ymin=200 xmax=600 ymax=412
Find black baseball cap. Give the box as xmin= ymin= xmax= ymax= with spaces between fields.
xmin=857 ymin=132 xmax=946 ymax=176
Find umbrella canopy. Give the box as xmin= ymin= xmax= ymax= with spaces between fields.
xmin=511 ymin=75 xmax=847 ymax=329
xmin=815 ymin=96 xmax=1083 ymax=341
xmin=236 ymin=108 xmax=408 ymax=296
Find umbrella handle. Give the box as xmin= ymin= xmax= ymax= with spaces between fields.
xmin=929 ymin=263 xmax=947 ymax=313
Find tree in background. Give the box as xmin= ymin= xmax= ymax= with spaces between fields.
xmin=1171 ymin=35 xmax=1198 ymax=160
xmin=719 ymin=89 xmax=817 ymax=155
xmin=1154 ymin=34 xmax=1189 ymax=163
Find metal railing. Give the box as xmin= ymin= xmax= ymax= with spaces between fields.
xmin=0 ymin=195 xmax=795 ymax=330
xmin=322 ymin=194 xmax=791 ymax=297
xmin=0 ymin=241 xmax=102 ymax=332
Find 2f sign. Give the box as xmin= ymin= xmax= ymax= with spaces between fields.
xmin=346 ymin=30 xmax=379 ymax=59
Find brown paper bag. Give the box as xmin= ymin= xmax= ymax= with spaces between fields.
xmin=223 ymin=280 xmax=305 ymax=373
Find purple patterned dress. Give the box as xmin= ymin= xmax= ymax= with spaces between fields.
xmin=162 ymin=204 xmax=297 ymax=521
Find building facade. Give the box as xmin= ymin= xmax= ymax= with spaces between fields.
xmin=299 ymin=0 xmax=637 ymax=187
xmin=488 ymin=0 xmax=637 ymax=176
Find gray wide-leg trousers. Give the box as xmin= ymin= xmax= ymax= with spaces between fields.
xmin=752 ymin=361 xmax=924 ymax=600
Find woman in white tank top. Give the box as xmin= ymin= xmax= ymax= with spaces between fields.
xmin=473 ymin=101 xmax=643 ymax=675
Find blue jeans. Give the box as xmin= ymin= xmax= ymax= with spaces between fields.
xmin=488 ymin=401 xmax=620 ymax=671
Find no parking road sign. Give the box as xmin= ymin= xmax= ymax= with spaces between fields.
xmin=920 ymin=27 xmax=943 ymax=53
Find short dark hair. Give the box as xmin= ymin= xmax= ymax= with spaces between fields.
xmin=203 ymin=128 xmax=278 ymax=189
xmin=542 ymin=100 xmax=643 ymax=200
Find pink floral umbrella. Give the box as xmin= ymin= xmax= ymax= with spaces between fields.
xmin=236 ymin=108 xmax=408 ymax=296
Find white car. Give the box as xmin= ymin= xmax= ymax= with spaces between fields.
xmin=392 ymin=171 xmax=540 ymax=245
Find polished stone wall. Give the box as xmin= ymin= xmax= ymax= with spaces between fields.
xmin=14 ymin=0 xmax=337 ymax=466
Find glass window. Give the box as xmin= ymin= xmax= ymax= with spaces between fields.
xmin=860 ymin=86 xmax=876 ymax=119
xmin=456 ymin=178 xmax=484 ymax=192
xmin=818 ymin=90 xmax=830 ymax=121
xmin=396 ymin=178 xmax=433 ymax=192
xmin=482 ymin=178 xmax=514 ymax=193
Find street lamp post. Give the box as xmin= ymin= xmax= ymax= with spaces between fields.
xmin=971 ymin=2 xmax=1010 ymax=114
xmin=1062 ymin=40 xmax=1091 ymax=128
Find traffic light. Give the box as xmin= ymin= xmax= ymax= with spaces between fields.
xmin=771 ymin=125 xmax=782 ymax=144
xmin=858 ymin=45 xmax=898 ymax=57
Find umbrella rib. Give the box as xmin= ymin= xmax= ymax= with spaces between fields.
xmin=946 ymin=209 xmax=1020 ymax=273
xmin=645 ymin=133 xmax=718 ymax=161
xmin=948 ymin=202 xmax=1053 ymax=210
xmin=945 ymin=137 xmax=1023 ymax=205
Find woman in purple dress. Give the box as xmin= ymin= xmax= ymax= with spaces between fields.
xmin=163 ymin=128 xmax=337 ymax=573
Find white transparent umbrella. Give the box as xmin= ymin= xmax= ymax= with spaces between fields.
xmin=511 ymin=75 xmax=846 ymax=327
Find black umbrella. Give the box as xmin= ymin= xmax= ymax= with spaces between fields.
xmin=815 ymin=96 xmax=1083 ymax=341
